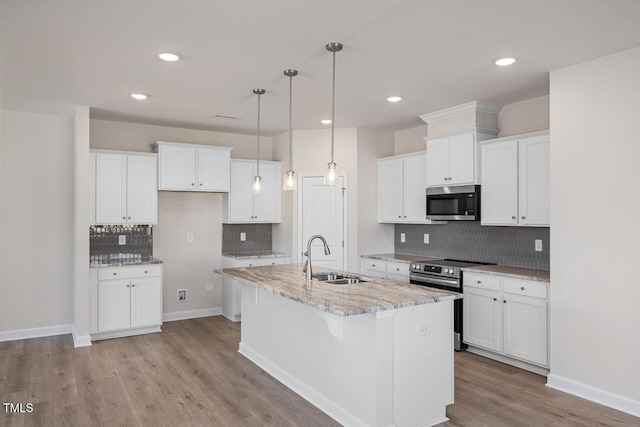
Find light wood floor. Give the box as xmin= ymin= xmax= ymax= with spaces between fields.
xmin=1 ymin=317 xmax=638 ymax=427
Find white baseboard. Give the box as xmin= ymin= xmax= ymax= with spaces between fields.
xmin=91 ymin=325 xmax=162 ymax=341
xmin=0 ymin=324 xmax=73 ymax=343
xmin=546 ymin=373 xmax=640 ymax=418
xmin=466 ymin=346 xmax=549 ymax=376
xmin=72 ymin=325 xmax=92 ymax=348
xmin=239 ymin=342 xmax=368 ymax=427
xmin=162 ymin=307 xmax=222 ymax=322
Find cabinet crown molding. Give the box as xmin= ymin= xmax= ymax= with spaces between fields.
xmin=478 ymin=129 xmax=550 ymax=145
xmin=419 ymin=101 xmax=503 ymax=124
xmin=152 ymin=141 xmax=233 ymax=151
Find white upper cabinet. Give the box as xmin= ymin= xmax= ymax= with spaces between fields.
xmin=93 ymin=151 xmax=157 ymax=225
xmin=223 ymin=159 xmax=282 ymax=223
xmin=378 ymin=152 xmax=443 ymax=224
xmin=154 ymin=141 xmax=232 ymax=192
xmin=480 ymin=130 xmax=550 ymax=227
xmin=425 ymin=131 xmax=496 ymax=187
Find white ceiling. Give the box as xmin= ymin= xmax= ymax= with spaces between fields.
xmin=2 ymin=0 xmax=640 ymax=136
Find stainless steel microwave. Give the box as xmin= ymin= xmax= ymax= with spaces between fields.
xmin=426 ymin=185 xmax=480 ymax=221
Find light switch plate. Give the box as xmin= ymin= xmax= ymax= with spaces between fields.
xmin=400 ymin=233 xmax=406 ymax=243
xmin=424 ymin=234 xmax=429 ymax=244
xmin=118 ymin=235 xmax=126 ymax=245
xmin=240 ymin=232 xmax=246 ymax=241
xmin=187 ymin=233 xmax=194 ymax=243
xmin=535 ymin=239 xmax=543 ymax=252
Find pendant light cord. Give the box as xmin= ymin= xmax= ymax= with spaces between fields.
xmin=256 ymin=92 xmax=261 ymax=176
xmin=289 ymin=75 xmax=293 ymax=170
xmin=330 ymin=50 xmax=336 ymax=164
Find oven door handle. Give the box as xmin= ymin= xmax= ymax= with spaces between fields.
xmin=410 ymin=274 xmax=460 ymax=288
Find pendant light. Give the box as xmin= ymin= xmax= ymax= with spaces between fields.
xmin=252 ymin=88 xmax=265 ymax=194
xmin=283 ymin=69 xmax=298 ymax=191
xmin=324 ymin=42 xmax=342 ymax=186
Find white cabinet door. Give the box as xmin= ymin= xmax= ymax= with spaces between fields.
xmin=402 ymin=154 xmax=427 ymax=222
xmin=253 ymin=162 xmax=281 ymax=222
xmin=130 ymin=278 xmax=162 ymax=328
xmin=198 ymin=147 xmax=231 ymax=192
xmin=463 ymin=286 xmax=502 ymax=352
xmin=95 ymin=153 xmax=127 ymax=224
xmin=519 ymin=136 xmax=550 ymax=226
xmin=378 ymin=158 xmax=404 ymax=222
xmin=426 ymin=137 xmax=448 ymax=187
xmin=228 ymin=160 xmax=255 ymax=222
xmin=98 ymin=279 xmax=131 ymax=332
xmin=481 ymin=141 xmax=518 ymax=225
xmin=158 ymin=144 xmax=197 ymax=190
xmin=447 ymin=132 xmax=475 ymax=185
xmin=503 ymin=293 xmax=548 ymax=366
xmin=126 ymin=155 xmax=158 ymax=224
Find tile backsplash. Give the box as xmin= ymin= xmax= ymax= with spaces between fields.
xmin=90 ymin=225 xmax=153 ymax=260
xmin=222 ymin=224 xmax=272 ymax=254
xmin=395 ymin=222 xmax=549 ymax=269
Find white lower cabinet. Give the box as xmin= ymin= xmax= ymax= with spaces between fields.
xmin=463 ymin=272 xmax=549 ymax=369
xmin=221 ymin=256 xmax=291 ymax=322
xmin=91 ymin=264 xmax=163 ymax=339
xmin=360 ymin=258 xmax=410 ymax=282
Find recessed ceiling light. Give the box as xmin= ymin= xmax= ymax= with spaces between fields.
xmin=158 ymin=52 xmax=180 ymax=62
xmin=321 ymin=119 xmax=332 ymax=125
xmin=495 ymin=57 xmax=517 ymax=66
xmin=130 ymin=93 xmax=148 ymax=100
xmin=387 ymin=96 xmax=403 ymax=103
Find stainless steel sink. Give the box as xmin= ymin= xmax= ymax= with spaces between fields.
xmin=325 ymin=278 xmax=364 ymax=285
xmin=311 ymin=272 xmax=346 ymax=281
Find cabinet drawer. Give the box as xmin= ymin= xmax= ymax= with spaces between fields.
xmin=362 ymin=259 xmax=386 ymax=273
xmin=386 ymin=261 xmax=409 ymax=277
xmin=463 ymin=273 xmax=501 ymax=291
xmin=98 ymin=265 xmax=162 ymax=280
xmin=503 ymin=278 xmax=548 ymax=299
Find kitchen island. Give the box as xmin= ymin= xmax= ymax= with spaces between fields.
xmin=220 ymin=263 xmax=461 ymax=427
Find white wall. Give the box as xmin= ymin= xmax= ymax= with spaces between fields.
xmin=394 ymin=125 xmax=427 ymax=155
xmin=90 ymin=119 xmax=273 ymax=316
xmin=0 ymin=110 xmax=75 ymax=332
xmin=498 ymin=95 xmax=550 ymax=137
xmin=357 ymin=129 xmax=395 ymax=255
xmin=272 ymin=132 xmax=294 ymax=257
xmin=548 ymin=47 xmax=640 ymax=415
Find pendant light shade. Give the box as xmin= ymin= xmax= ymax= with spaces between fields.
xmin=283 ymin=69 xmax=298 ymax=191
xmin=252 ymin=88 xmax=265 ymax=194
xmin=324 ymin=42 xmax=343 ymax=186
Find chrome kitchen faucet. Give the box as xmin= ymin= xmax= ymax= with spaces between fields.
xmin=303 ymin=235 xmax=331 ymax=281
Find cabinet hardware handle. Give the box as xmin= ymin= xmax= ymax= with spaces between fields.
xmin=113 ymin=272 xmax=117 ymax=276
xmin=126 ymin=284 xmax=130 ymax=287
xmin=128 ymin=217 xmax=131 ymax=220
xmin=144 ymin=270 xmax=148 ymax=274
xmin=398 ymin=215 xmax=401 ymax=218
xmin=131 ymin=284 xmax=136 ymax=287
xmin=403 ymin=215 xmax=407 ymax=218
xmin=477 ymin=280 xmax=481 ymax=283
xmin=123 ymin=216 xmax=126 ymax=220
xmin=521 ymin=286 xmax=525 ymax=290
xmin=521 ymin=216 xmax=526 ymax=219
xmin=199 ymin=183 xmax=203 ymax=186
xmin=396 ymin=268 xmax=400 ymax=271
xmin=372 ymin=264 xmax=376 ymax=267
xmin=503 ymin=300 xmax=507 ymax=303
xmin=272 ymin=262 xmax=275 ymax=265
xmin=493 ymin=298 xmax=497 ymax=301
xmin=512 ymin=216 xmax=516 ymax=219
xmin=191 ymin=183 xmax=195 ymax=186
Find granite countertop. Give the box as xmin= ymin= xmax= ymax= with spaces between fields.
xmin=223 ymin=251 xmax=290 ymax=260
xmin=89 ymin=256 xmax=163 ymax=268
xmin=361 ymin=253 xmax=442 ymax=264
xmin=462 ymin=265 xmax=550 ymax=283
xmin=219 ymin=263 xmax=461 ymax=317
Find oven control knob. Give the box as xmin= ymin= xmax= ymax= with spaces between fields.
xmin=445 ymin=268 xmax=451 ymax=274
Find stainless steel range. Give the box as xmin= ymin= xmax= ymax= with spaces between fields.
xmin=409 ymin=259 xmax=494 ymax=351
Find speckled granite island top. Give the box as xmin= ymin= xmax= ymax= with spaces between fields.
xmin=360 ymin=253 xmax=442 ymax=263
xmin=220 ymin=263 xmax=461 ymax=317
xmin=223 ymin=251 xmax=290 ymax=259
xmin=462 ymin=265 xmax=550 ymax=283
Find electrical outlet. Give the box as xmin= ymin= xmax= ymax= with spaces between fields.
xmin=205 ymin=281 xmax=214 ymax=291
xmin=177 ymin=289 xmax=187 ymax=302
xmin=118 ymin=235 xmax=126 ymax=245
xmin=187 ymin=233 xmax=194 ymax=243
xmin=535 ymin=239 xmax=543 ymax=252
xmin=424 ymin=234 xmax=429 ymax=244
xmin=400 ymin=233 xmax=406 ymax=243
xmin=418 ymin=325 xmax=431 ymax=336
xmin=240 ymin=232 xmax=246 ymax=241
